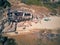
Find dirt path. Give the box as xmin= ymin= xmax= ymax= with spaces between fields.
xmin=3 ymin=16 xmax=60 ymax=36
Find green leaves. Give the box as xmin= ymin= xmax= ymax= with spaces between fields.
xmin=0 ymin=0 xmax=11 ymax=8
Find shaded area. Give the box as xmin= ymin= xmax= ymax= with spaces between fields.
xmin=0 ymin=35 xmax=17 ymax=45
xmin=0 ymin=0 xmax=11 ymax=8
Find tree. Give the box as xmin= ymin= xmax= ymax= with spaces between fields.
xmin=0 ymin=0 xmax=11 ymax=8
xmin=4 ymin=38 xmax=17 ymax=45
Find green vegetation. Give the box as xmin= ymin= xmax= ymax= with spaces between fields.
xmin=0 ymin=35 xmax=17 ymax=45
xmin=0 ymin=0 xmax=11 ymax=16
xmin=21 ymin=0 xmax=42 ymax=5
xmin=0 ymin=0 xmax=11 ymax=8
xmin=21 ymin=0 xmax=60 ymax=10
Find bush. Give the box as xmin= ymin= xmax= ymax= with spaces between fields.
xmin=0 ymin=0 xmax=11 ymax=8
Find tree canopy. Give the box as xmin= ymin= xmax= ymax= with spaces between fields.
xmin=0 ymin=0 xmax=11 ymax=8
